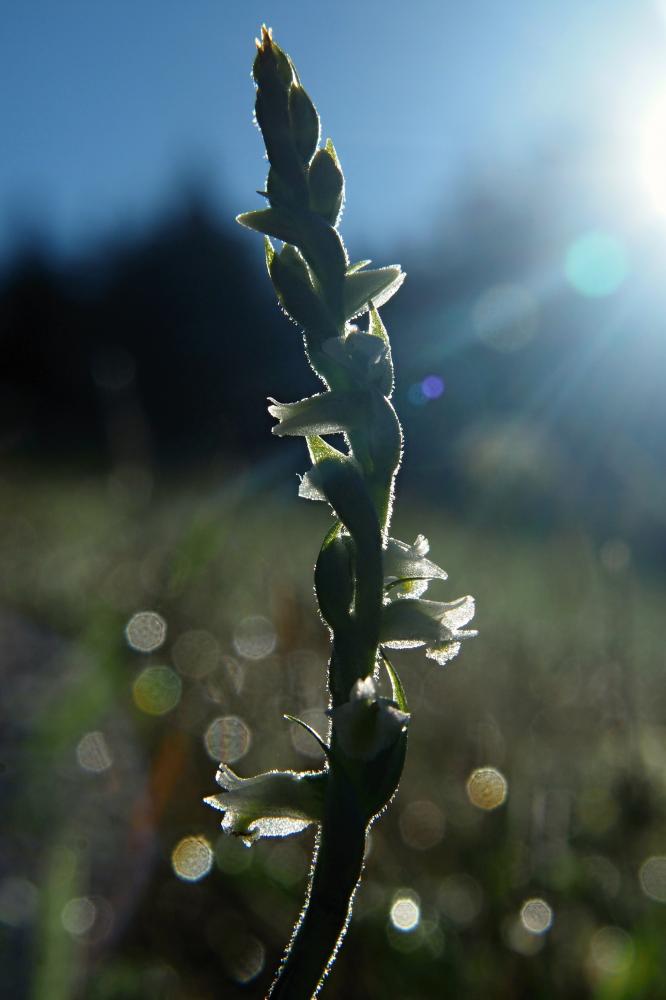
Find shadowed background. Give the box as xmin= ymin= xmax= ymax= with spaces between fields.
xmin=2 ymin=3 xmax=666 ymax=998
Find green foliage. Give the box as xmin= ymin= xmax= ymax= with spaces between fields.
xmin=4 ymin=472 xmax=666 ymax=999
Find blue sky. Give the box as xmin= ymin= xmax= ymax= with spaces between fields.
xmin=2 ymin=1 xmax=666 ymax=260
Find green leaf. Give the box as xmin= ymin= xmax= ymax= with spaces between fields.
xmin=368 ymin=302 xmax=390 ymax=348
xmin=309 ymin=456 xmax=380 ymax=558
xmin=284 ymin=714 xmax=330 ymax=755
xmin=299 ymin=436 xmax=348 ymax=501
xmin=381 ymin=653 xmax=408 ymax=713
xmin=347 ymin=259 xmax=371 ymax=274
xmin=367 ymin=305 xmax=394 ymax=395
xmin=304 ymin=434 xmax=345 ymax=465
xmin=325 ymin=138 xmax=340 ymax=166
xmin=343 ymin=266 xmax=405 ymax=320
xmin=301 ymin=436 xmax=380 ymax=545
xmin=264 ymin=236 xmax=275 ymax=274
xmin=237 ymin=207 xmax=299 ymax=244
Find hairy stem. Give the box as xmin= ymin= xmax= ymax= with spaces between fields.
xmin=269 ymin=771 xmax=366 ymax=998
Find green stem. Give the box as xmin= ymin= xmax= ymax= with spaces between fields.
xmin=269 ymin=772 xmax=367 ymax=999
xmin=350 ymin=539 xmax=383 ymax=673
xmin=324 ymin=528 xmax=383 ymax=706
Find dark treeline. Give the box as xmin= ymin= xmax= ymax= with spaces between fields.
xmin=0 ymin=195 xmax=313 ymax=468
xmin=2 ymin=176 xmax=665 ymax=558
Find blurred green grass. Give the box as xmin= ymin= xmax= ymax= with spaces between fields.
xmin=1 ymin=466 xmax=665 ymax=999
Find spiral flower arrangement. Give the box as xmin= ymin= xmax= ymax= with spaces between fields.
xmin=206 ymin=27 xmax=476 ymax=998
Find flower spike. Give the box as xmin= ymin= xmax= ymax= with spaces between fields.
xmin=206 ymin=29 xmax=476 ymax=998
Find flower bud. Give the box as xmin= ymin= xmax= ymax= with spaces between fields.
xmin=269 ymin=245 xmax=334 ymax=332
xmin=253 ymin=26 xmax=294 ymax=91
xmin=331 ymin=677 xmax=409 ymax=763
xmin=314 ymin=526 xmax=354 ymax=630
xmin=253 ymin=28 xmax=308 ymax=206
xmin=289 ymin=84 xmax=320 ymax=164
xmin=321 ymin=331 xmax=393 ymax=396
xmin=308 ymin=145 xmax=344 ymax=224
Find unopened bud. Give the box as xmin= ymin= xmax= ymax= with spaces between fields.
xmin=315 ymin=528 xmax=354 ymax=629
xmin=331 ymin=677 xmax=409 ymax=762
xmin=253 ymin=30 xmax=308 ymax=206
xmin=270 ymin=245 xmax=333 ymax=332
xmin=253 ymin=26 xmax=294 ymax=91
xmin=289 ymin=85 xmax=320 ymax=164
xmin=308 ymin=146 xmax=344 ymax=225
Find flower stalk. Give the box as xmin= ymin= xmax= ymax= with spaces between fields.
xmin=206 ymin=27 xmax=476 ymax=998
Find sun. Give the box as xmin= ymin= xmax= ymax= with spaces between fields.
xmin=638 ymin=95 xmax=666 ymax=217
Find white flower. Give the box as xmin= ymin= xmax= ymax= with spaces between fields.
xmin=205 ymin=765 xmax=325 ymax=846
xmin=381 ymin=594 xmax=477 ymax=665
xmin=383 ymin=534 xmax=448 ymax=599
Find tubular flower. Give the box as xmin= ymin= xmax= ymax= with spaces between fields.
xmin=205 ymin=764 xmax=326 ymax=846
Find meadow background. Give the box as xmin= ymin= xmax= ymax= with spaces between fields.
xmin=2 ymin=3 xmax=666 ymax=997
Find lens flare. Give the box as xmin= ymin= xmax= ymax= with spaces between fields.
xmin=588 ymin=926 xmax=634 ymax=977
xmin=232 ymin=615 xmax=277 ymax=660
xmin=172 ymin=836 xmax=214 ymax=882
xmin=473 ymin=283 xmax=538 ymax=351
xmin=390 ymin=892 xmax=421 ymax=932
xmin=421 ymin=374 xmax=445 ymax=399
xmin=639 ymin=855 xmax=666 ymax=902
xmin=520 ymin=898 xmax=553 ymax=935
xmin=61 ymin=897 xmax=96 ymax=936
xmin=399 ymin=799 xmax=445 ymax=850
xmin=226 ymin=935 xmax=266 ymax=984
xmin=204 ymin=715 xmax=252 ymax=763
xmin=125 ymin=611 xmax=167 ymax=652
xmin=76 ymin=731 xmax=113 ymax=773
xmin=564 ymin=232 xmax=627 ymax=298
xmin=466 ymin=767 xmax=508 ymax=810
xmin=133 ymin=666 xmax=182 ymax=715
